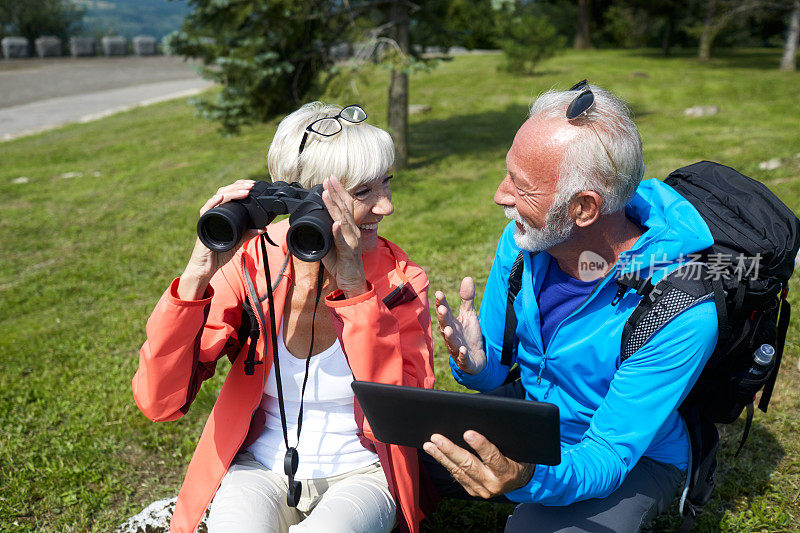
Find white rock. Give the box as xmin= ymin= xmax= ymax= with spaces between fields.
xmin=408 ymin=104 xmax=432 ymax=115
xmin=59 ymin=171 xmax=83 ymax=179
xmin=684 ymin=105 xmax=719 ymax=118
xmin=117 ymin=497 xmax=209 ymax=533
xmin=758 ymin=158 xmax=783 ymax=171
xmin=116 ymin=497 xmax=175 ymax=533
xmin=12 ymin=177 xmax=29 ymax=184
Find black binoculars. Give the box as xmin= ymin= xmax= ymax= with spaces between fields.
xmin=197 ymin=181 xmax=333 ymax=262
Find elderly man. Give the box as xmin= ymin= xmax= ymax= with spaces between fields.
xmin=427 ymin=82 xmax=718 ymax=532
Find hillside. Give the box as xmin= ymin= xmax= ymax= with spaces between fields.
xmin=75 ymin=0 xmax=188 ymax=40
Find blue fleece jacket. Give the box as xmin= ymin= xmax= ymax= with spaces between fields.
xmin=451 ymin=178 xmax=718 ymax=505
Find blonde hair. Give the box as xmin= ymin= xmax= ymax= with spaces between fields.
xmin=267 ymin=102 xmax=395 ymax=190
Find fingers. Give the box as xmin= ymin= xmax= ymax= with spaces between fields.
xmin=434 ymin=291 xmax=455 ymax=332
xmin=455 ymin=345 xmax=472 ymax=371
xmin=459 ymin=277 xmax=477 ymax=316
xmin=322 ymin=178 xmax=367 ymax=295
xmin=463 ymin=431 xmax=506 ymax=471
xmin=423 ymin=434 xmax=489 ymax=499
xmin=199 ymin=179 xmax=255 ymax=216
xmin=464 ymin=431 xmax=534 ymax=492
xmin=323 ymin=177 xmax=360 ymax=246
xmin=323 ymin=177 xmax=354 ymax=220
xmin=434 ymin=294 xmax=462 ymax=358
xmin=425 ymin=432 xmax=529 ymax=498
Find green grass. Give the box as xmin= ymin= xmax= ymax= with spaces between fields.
xmin=1 ymin=48 xmax=799 ymax=532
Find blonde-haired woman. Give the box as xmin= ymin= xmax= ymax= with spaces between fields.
xmin=134 ymin=103 xmax=436 ymax=532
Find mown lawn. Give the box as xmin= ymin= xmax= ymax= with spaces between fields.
xmin=1 ymin=48 xmax=799 ymax=532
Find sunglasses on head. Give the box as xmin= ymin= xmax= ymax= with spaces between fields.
xmin=565 ymin=80 xmax=619 ymax=177
xmin=298 ymin=104 xmax=368 ymax=155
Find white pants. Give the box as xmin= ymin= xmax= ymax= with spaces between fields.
xmin=206 ymin=452 xmax=396 ymax=533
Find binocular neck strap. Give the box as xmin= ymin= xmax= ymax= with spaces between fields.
xmin=259 ymin=235 xmax=324 ymax=499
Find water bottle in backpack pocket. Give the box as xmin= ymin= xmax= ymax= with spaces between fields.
xmin=726 ymin=344 xmax=776 ymax=420
xmin=702 ymin=294 xmax=780 ymax=425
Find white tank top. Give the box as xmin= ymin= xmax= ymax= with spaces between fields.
xmin=246 ymin=326 xmax=379 ymax=479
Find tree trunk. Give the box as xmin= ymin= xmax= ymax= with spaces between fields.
xmin=388 ymin=0 xmax=409 ymax=169
xmin=780 ymin=0 xmax=800 ymax=71
xmin=574 ymin=0 xmax=591 ymax=49
xmin=661 ymin=17 xmax=672 ymax=57
xmin=698 ymin=0 xmax=717 ymax=61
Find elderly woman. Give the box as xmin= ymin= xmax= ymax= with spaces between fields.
xmin=133 ymin=102 xmax=435 ymax=533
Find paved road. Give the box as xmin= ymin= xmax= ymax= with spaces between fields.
xmin=0 ymin=56 xmax=213 ymax=141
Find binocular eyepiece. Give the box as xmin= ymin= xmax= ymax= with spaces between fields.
xmin=197 ymin=181 xmax=334 ymax=262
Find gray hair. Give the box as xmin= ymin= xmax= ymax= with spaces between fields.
xmin=267 ymin=102 xmax=394 ymax=190
xmin=529 ymin=85 xmax=644 ymax=214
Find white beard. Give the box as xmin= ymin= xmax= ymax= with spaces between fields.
xmin=504 ymin=201 xmax=574 ymax=252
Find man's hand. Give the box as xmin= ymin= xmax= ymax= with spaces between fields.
xmin=423 ymin=431 xmax=534 ymax=499
xmin=435 ymin=277 xmax=486 ymax=375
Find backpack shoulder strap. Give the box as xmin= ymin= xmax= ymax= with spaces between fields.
xmin=621 ymin=262 xmax=715 ymax=362
xmin=501 ymin=251 xmax=525 ymax=367
xmin=235 ymin=252 xmax=292 ymax=367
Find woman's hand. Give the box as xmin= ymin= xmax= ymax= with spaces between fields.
xmin=321 ymin=176 xmax=368 ymax=298
xmin=178 ymin=180 xmax=262 ymax=300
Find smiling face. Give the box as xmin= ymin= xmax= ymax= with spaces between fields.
xmin=494 ymin=118 xmax=579 ymax=252
xmin=350 ymin=174 xmax=394 ymax=252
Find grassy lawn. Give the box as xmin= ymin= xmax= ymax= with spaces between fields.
xmin=1 ymin=48 xmax=799 ymax=532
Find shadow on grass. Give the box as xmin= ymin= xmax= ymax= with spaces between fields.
xmin=407 ymin=101 xmax=659 ymax=181
xmin=408 ymin=104 xmax=530 ymax=172
xmin=422 ymin=499 xmax=515 ymax=532
xmin=647 ymin=422 xmax=784 ymax=532
xmin=422 ymin=424 xmax=784 ymax=532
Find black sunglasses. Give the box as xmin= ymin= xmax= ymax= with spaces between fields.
xmin=565 ymin=80 xmax=619 ymax=176
xmin=298 ymin=104 xmax=368 ymax=155
xmin=566 ymin=79 xmax=593 ymax=120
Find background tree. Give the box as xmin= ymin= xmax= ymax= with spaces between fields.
xmin=442 ymin=0 xmax=499 ymax=50
xmin=0 ymin=0 xmax=83 ymax=45
xmin=695 ymin=0 xmax=772 ymax=60
xmin=594 ymin=2 xmax=650 ymax=48
xmin=575 ymin=0 xmax=592 ymax=48
xmin=166 ymin=0 xmax=352 ymax=135
xmin=325 ymin=0 xmax=451 ymax=168
xmin=621 ymin=0 xmax=701 ymax=56
xmin=780 ymin=0 xmax=800 ymax=70
xmin=498 ymin=2 xmax=565 ymax=75
xmin=388 ymin=0 xmax=411 ymax=168
xmin=168 ymin=0 xmax=460 ymax=166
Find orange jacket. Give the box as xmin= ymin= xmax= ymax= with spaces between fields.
xmin=133 ymin=220 xmax=436 ymax=532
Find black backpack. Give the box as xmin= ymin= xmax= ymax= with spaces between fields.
xmin=502 ymin=161 xmax=799 ymax=529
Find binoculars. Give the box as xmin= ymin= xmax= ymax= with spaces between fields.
xmin=197 ymin=181 xmax=333 ymax=262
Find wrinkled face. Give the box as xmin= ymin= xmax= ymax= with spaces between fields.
xmin=494 ymin=118 xmax=577 ymax=252
xmin=503 ymin=201 xmax=574 ymax=253
xmin=350 ymin=174 xmax=394 ymax=252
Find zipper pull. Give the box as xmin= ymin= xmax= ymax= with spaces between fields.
xmin=611 ymin=285 xmax=626 ymax=306
xmin=536 ymin=359 xmax=545 ymax=385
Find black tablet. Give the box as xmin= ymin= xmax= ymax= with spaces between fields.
xmin=351 ymin=381 xmax=561 ymax=465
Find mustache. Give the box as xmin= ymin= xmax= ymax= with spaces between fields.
xmin=504 ymin=207 xmax=526 ymax=225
